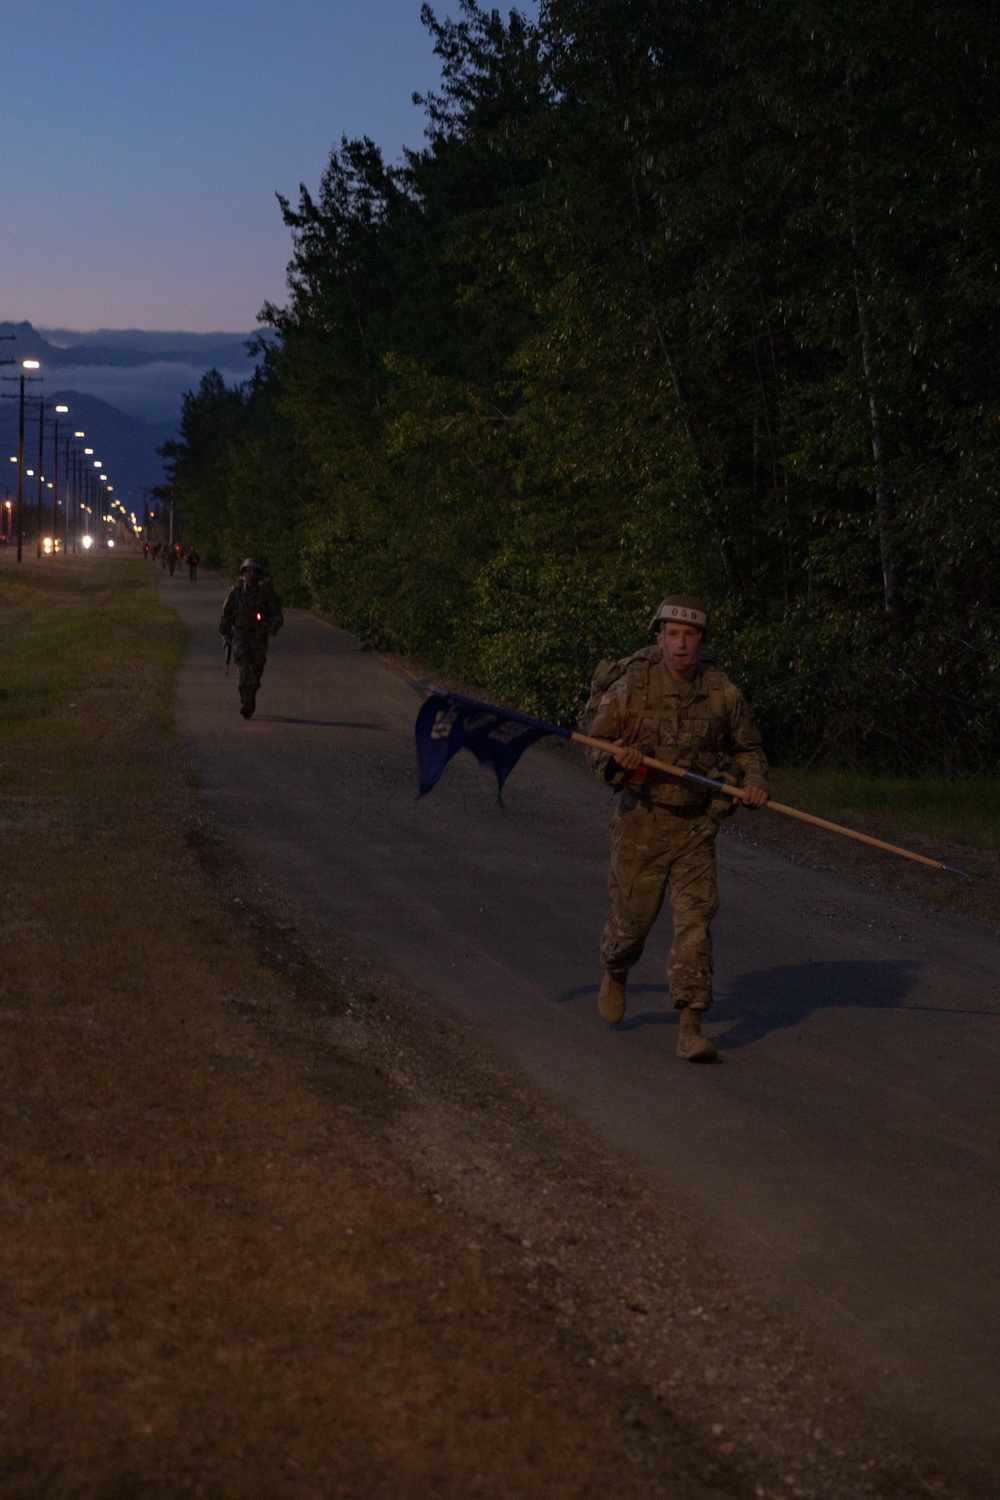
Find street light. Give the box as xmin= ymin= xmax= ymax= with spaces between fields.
xmin=52 ymin=405 xmax=69 ymax=554
xmin=61 ymin=426 xmax=81 ymax=554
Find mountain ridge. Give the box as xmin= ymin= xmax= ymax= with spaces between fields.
xmin=1 ymin=321 xmax=261 ymax=372
xmin=0 ymin=387 xmax=171 ymax=510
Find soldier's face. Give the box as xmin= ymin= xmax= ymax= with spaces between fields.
xmin=658 ymin=622 xmax=703 ymax=677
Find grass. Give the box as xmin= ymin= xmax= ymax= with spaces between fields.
xmin=770 ymin=768 xmax=998 ymax=851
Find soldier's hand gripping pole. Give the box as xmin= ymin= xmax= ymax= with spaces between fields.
xmin=571 ymin=733 xmax=968 ymax=877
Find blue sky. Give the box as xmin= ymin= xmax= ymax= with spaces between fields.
xmin=2 ymin=1 xmax=488 ymax=332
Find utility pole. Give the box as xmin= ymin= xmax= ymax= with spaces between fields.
xmin=17 ymin=375 xmax=26 ymax=562
xmin=62 ymin=435 xmax=71 ymax=554
xmin=0 ymin=338 xmax=15 ymax=551
xmin=51 ymin=405 xmax=68 ymax=553
xmin=36 ymin=398 xmax=45 ymax=557
xmin=0 ymin=358 xmax=42 ymax=563
xmin=70 ymin=430 xmax=84 ymax=554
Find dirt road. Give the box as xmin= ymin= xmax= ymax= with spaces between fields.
xmin=167 ymin=573 xmax=1000 ymax=1476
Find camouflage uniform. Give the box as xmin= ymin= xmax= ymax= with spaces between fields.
xmin=587 ymin=646 xmax=767 ymax=1012
xmin=219 ymin=575 xmax=284 ymax=717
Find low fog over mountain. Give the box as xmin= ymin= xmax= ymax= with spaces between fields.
xmin=1 ymin=321 xmax=268 ymax=426
xmin=1 ymin=321 xmax=272 ymax=509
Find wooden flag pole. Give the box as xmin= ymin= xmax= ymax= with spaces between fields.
xmin=570 ymin=733 xmax=968 ymax=877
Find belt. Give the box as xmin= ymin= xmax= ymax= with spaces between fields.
xmin=619 ymin=790 xmax=707 ymax=817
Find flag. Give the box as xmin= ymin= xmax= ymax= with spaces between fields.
xmin=414 ymin=688 xmax=568 ymax=797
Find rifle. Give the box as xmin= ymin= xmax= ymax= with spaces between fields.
xmin=224 ymin=639 xmax=232 ymax=676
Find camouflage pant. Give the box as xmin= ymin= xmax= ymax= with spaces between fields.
xmin=600 ymin=800 xmax=720 ymax=1012
xmin=233 ymin=634 xmax=269 ymax=708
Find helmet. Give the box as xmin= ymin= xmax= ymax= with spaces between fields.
xmin=650 ymin=595 xmax=709 ymax=633
xmin=240 ymin=557 xmax=263 ymax=575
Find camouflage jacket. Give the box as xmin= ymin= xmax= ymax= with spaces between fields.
xmin=219 ymin=578 xmax=284 ymax=640
xmin=584 ymin=645 xmax=768 ymax=810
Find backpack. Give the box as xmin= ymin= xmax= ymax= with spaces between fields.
xmin=578 ymin=644 xmax=730 ymax=736
xmin=578 ymin=646 xmax=660 ymax=735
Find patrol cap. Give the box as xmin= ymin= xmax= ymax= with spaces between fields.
xmin=650 ymin=594 xmax=709 ymax=632
xmin=240 ymin=557 xmax=263 ymax=574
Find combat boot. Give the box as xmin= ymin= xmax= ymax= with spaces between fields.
xmin=597 ymin=970 xmax=627 ymax=1024
xmin=676 ymin=1006 xmax=717 ymax=1062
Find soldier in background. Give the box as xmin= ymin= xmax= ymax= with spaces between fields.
xmin=187 ymin=548 xmax=199 ymax=582
xmin=219 ymin=558 xmax=284 ymax=719
xmin=585 ymin=596 xmax=768 ymax=1062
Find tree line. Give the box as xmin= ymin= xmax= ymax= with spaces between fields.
xmin=162 ymin=0 xmax=1000 ymax=773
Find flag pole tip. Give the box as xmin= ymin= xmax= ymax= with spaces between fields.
xmin=941 ymin=864 xmax=970 ymax=878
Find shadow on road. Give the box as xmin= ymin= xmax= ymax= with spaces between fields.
xmin=551 ymin=959 xmax=993 ymax=1048
xmin=712 ymin=960 xmax=923 ymax=1048
xmin=255 ymin=716 xmax=385 ymax=730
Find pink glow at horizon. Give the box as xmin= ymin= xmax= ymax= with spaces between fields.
xmin=2 ymin=0 xmax=458 ymax=333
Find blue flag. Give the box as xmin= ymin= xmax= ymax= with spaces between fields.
xmin=414 ymin=688 xmax=569 ymax=797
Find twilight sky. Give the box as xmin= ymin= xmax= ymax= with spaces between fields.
xmin=2 ymin=0 xmax=481 ymax=333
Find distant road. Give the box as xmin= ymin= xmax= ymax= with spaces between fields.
xmin=165 ymin=571 xmax=1000 ymax=1473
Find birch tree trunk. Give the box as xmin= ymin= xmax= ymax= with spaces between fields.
xmin=854 ymin=270 xmax=900 ymax=622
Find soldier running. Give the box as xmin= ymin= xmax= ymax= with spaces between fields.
xmin=219 ymin=558 xmax=284 ymax=719
xmin=586 ymin=596 xmax=769 ymax=1061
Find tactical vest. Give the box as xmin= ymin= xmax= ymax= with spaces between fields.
xmin=231 ymin=580 xmax=278 ymax=635
xmin=582 ymin=646 xmax=735 ymax=801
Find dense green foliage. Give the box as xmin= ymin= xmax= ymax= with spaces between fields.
xmin=163 ymin=0 xmax=1000 ymax=771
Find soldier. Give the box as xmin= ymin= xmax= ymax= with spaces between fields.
xmin=586 ymin=596 xmax=769 ymax=1062
xmin=219 ymin=558 xmax=284 ymax=719
xmin=187 ymin=548 xmax=199 ymax=582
